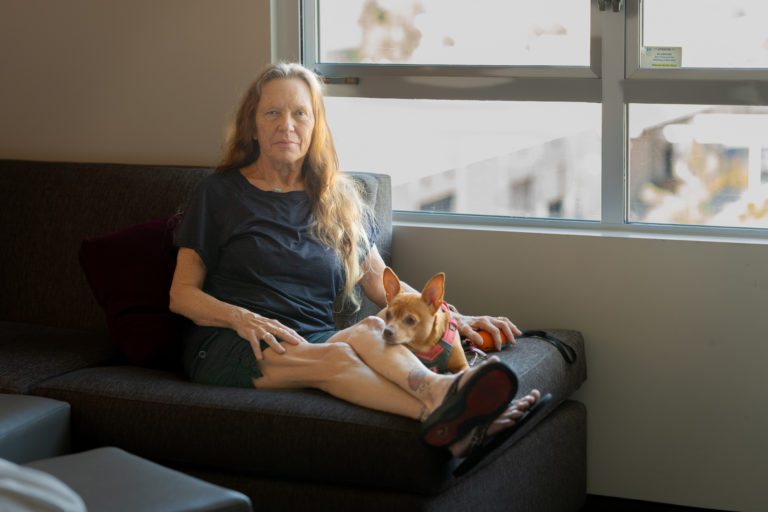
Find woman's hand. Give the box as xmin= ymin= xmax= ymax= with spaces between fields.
xmin=171 ymin=248 xmax=306 ymax=361
xmin=231 ymin=308 xmax=305 ymax=361
xmin=453 ymin=312 xmax=522 ymax=351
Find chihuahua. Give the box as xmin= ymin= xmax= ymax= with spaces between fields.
xmin=378 ymin=267 xmax=470 ymax=374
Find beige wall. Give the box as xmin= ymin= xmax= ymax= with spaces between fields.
xmin=0 ymin=0 xmax=271 ymax=165
xmin=2 ymin=2 xmax=767 ymax=510
xmin=393 ymin=225 xmax=768 ymax=511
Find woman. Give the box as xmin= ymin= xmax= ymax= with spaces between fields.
xmin=169 ymin=62 xmax=540 ymax=461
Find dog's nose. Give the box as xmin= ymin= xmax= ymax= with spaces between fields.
xmin=383 ymin=327 xmax=396 ymax=344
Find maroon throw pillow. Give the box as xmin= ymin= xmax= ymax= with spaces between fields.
xmin=79 ymin=215 xmax=185 ymax=368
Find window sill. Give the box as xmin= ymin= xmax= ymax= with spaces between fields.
xmin=392 ymin=211 xmax=768 ymax=245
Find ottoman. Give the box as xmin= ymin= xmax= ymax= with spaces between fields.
xmin=25 ymin=447 xmax=253 ymax=512
xmin=0 ymin=394 xmax=71 ymax=464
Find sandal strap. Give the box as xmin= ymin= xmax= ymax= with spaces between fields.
xmin=445 ymin=371 xmax=464 ymax=397
xmin=463 ymin=422 xmax=491 ymax=458
xmin=420 ymin=372 xmax=462 ymax=423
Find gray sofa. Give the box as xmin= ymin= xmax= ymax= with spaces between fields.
xmin=0 ymin=159 xmax=587 ymax=511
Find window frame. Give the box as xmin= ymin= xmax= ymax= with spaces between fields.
xmin=279 ymin=0 xmax=768 ymax=239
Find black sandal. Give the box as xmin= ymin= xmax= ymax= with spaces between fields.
xmin=453 ymin=393 xmax=553 ymax=477
xmin=420 ymin=361 xmax=518 ymax=447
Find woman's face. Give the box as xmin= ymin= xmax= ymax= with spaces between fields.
xmin=254 ymin=78 xmax=315 ymax=169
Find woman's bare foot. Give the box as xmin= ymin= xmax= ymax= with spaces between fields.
xmin=448 ymin=389 xmax=541 ymax=458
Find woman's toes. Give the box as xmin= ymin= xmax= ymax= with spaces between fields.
xmin=497 ymin=407 xmax=524 ymax=421
xmin=513 ymin=389 xmax=540 ymax=409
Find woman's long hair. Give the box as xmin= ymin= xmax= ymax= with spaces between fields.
xmin=216 ymin=63 xmax=373 ymax=310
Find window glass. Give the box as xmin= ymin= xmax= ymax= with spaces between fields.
xmin=641 ymin=0 xmax=768 ymax=69
xmin=629 ymin=104 xmax=768 ymax=228
xmin=325 ymin=97 xmax=601 ymax=220
xmin=317 ymin=0 xmax=591 ymax=66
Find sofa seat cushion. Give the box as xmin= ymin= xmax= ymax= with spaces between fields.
xmin=33 ymin=366 xmax=447 ymax=494
xmin=33 ymin=329 xmax=585 ymax=496
xmin=0 ymin=322 xmax=121 ymax=394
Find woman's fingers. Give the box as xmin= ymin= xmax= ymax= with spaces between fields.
xmin=259 ymin=329 xmax=286 ymax=355
xmin=495 ymin=317 xmax=521 ymax=345
xmin=270 ymin=324 xmax=304 ymax=345
xmin=247 ymin=332 xmax=265 ymax=360
xmin=460 ymin=315 xmax=521 ymax=350
xmin=241 ymin=317 xmax=308 ymax=360
xmin=234 ymin=309 xmax=308 ymax=359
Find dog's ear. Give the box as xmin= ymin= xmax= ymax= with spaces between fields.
xmin=382 ymin=267 xmax=402 ymax=304
xmin=421 ymin=272 xmax=445 ymax=313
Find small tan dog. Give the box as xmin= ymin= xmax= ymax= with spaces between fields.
xmin=378 ymin=267 xmax=470 ymax=374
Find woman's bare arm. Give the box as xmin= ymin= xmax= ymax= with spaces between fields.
xmin=169 ymin=248 xmax=304 ymax=359
xmin=358 ymin=245 xmax=417 ymax=309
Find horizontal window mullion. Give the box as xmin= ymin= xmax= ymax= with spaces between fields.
xmin=324 ymin=75 xmax=602 ymax=103
xmin=624 ymin=79 xmax=768 ymax=106
xmin=627 ymin=68 xmax=768 ymax=82
xmin=313 ymin=63 xmax=599 ymax=80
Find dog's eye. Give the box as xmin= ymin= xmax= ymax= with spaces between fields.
xmin=405 ymin=316 xmax=417 ymax=326
xmin=385 ymin=311 xmax=391 ymax=320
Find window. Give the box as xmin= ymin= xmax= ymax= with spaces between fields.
xmin=626 ymin=0 xmax=768 ymax=232
xmin=641 ymin=0 xmax=768 ymax=69
xmin=317 ymin=0 xmax=591 ymax=66
xmin=293 ymin=0 xmax=768 ymax=235
xmin=629 ymin=105 xmax=768 ymax=228
xmin=325 ymin=96 xmax=601 ymax=220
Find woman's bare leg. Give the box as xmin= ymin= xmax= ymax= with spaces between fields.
xmin=254 ymin=316 xmax=496 ymax=419
xmin=253 ymin=334 xmax=426 ymax=419
xmin=255 ymin=316 xmax=541 ymax=454
xmin=326 ymin=316 xmax=458 ymax=414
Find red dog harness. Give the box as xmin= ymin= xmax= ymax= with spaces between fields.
xmin=411 ymin=303 xmax=457 ymax=374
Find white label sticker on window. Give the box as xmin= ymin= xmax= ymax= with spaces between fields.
xmin=640 ymin=47 xmax=682 ymax=68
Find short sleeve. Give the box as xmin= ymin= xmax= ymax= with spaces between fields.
xmin=174 ymin=176 xmax=222 ymax=270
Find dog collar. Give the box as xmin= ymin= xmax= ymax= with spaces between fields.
xmin=411 ymin=303 xmax=457 ymax=374
xmin=440 ymin=302 xmax=458 ymax=344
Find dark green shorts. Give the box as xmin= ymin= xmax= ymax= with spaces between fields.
xmin=182 ymin=327 xmax=336 ymax=388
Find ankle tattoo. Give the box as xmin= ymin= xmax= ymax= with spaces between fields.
xmin=408 ymin=367 xmax=429 ymax=394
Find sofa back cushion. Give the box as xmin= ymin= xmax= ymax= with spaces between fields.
xmin=0 ymin=160 xmax=392 ymax=346
xmin=0 ymin=160 xmax=212 ymax=333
